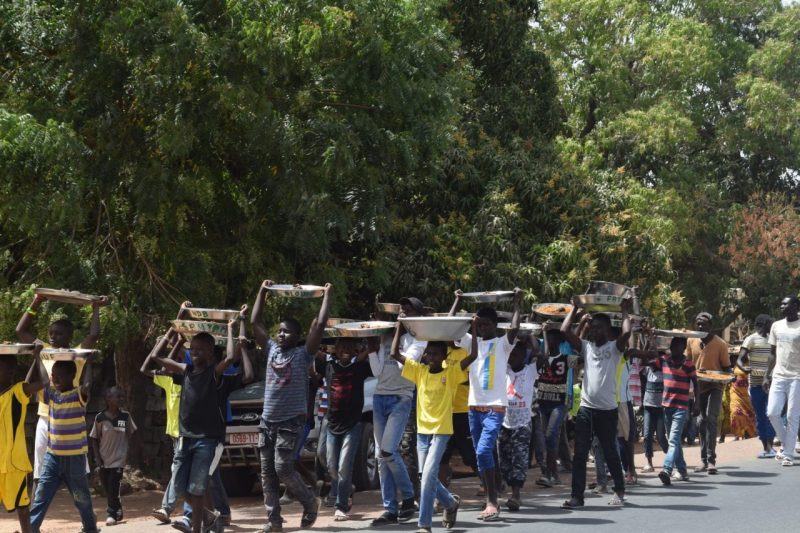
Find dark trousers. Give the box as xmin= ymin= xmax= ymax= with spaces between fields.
xmin=101 ymin=467 xmax=123 ymax=519
xmin=698 ymin=388 xmax=723 ymax=465
xmin=571 ymin=406 xmax=625 ymax=501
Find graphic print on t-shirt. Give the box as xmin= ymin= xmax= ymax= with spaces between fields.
xmin=481 ymin=341 xmax=497 ymax=391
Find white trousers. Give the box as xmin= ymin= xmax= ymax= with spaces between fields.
xmin=767 ymin=377 xmax=800 ymax=458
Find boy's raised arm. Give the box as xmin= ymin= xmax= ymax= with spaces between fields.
xmin=390 ymin=322 xmax=406 ymax=364
xmin=615 ymin=298 xmax=633 ymax=352
xmin=448 ymin=289 xmax=463 ymax=316
xmin=306 ymin=283 xmax=333 ymax=355
xmin=560 ymin=298 xmax=583 ymax=353
xmin=461 ymin=318 xmax=480 ymax=370
xmin=80 ymin=296 xmax=109 ymax=349
xmin=506 ymin=288 xmax=523 ymax=343
xmin=22 ymin=343 xmax=47 ymax=396
xmin=140 ymin=328 xmax=176 ymax=378
xmin=16 ymin=294 xmax=46 ymax=344
xmin=251 ymin=280 xmax=273 ymax=349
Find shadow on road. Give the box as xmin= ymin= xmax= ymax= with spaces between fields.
xmin=724 ymin=470 xmax=779 ymax=478
xmin=624 ymin=503 xmax=719 ymax=511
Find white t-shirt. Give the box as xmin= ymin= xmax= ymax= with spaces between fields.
xmin=457 ymin=333 xmax=516 ymax=407
xmin=369 ymin=333 xmax=427 ymax=398
xmin=769 ymin=318 xmax=800 ymax=380
xmin=580 ymin=339 xmax=623 ymax=411
xmin=504 ymin=364 xmax=537 ymax=429
xmin=617 ymin=357 xmax=632 ymax=403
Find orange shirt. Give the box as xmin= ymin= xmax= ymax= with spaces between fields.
xmin=686 ymin=336 xmax=730 ymax=391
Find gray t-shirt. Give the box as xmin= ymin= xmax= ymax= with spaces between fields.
xmin=580 ymin=339 xmax=623 ymax=411
xmin=89 ymin=410 xmax=137 ymax=468
xmin=261 ymin=340 xmax=313 ymax=424
xmin=369 ymin=334 xmax=426 ymax=398
xmin=642 ymin=366 xmax=664 ymax=408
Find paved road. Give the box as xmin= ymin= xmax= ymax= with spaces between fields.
xmin=8 ymin=439 xmax=796 ymax=533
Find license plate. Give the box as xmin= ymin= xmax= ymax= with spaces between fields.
xmin=229 ymin=432 xmax=259 ymax=445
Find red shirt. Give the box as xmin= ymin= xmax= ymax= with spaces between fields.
xmin=653 ymin=355 xmax=696 ymax=410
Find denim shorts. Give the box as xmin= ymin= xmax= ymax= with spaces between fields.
xmin=172 ymin=437 xmax=222 ymax=496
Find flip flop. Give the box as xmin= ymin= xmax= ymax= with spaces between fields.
xmin=482 ymin=509 xmax=501 ymax=522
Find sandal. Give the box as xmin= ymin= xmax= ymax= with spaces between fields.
xmin=506 ymin=497 xmax=520 ymax=512
xmin=561 ymin=498 xmax=584 ymax=510
xmin=482 ymin=509 xmax=501 ymax=522
xmin=442 ymin=495 xmax=460 ymax=529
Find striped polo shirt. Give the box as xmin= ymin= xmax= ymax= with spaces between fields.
xmin=45 ymin=386 xmax=88 ymax=456
xmin=653 ymin=354 xmax=696 ymax=410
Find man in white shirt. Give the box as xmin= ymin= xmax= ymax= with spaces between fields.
xmin=765 ymin=295 xmax=800 ymax=466
xmin=560 ymin=297 xmax=633 ymax=509
xmin=449 ymin=288 xmax=521 ymax=522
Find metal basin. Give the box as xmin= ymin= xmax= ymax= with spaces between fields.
xmin=334 ymin=321 xmax=397 ymax=338
xmin=399 ymin=317 xmax=472 ymax=341
xmin=586 ymin=281 xmax=631 ymax=297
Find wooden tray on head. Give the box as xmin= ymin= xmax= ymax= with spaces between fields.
xmin=172 ymin=320 xmax=229 ymax=337
xmin=697 ymin=370 xmax=735 ymax=384
xmin=184 ymin=307 xmax=241 ymax=321
xmin=267 ymin=284 xmax=325 ymax=298
xmin=35 ymin=288 xmax=106 ymax=306
xmin=0 ymin=343 xmax=36 ymax=355
xmin=41 ymin=348 xmax=97 ymax=361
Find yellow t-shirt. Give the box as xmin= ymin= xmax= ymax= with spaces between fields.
xmin=446 ymin=347 xmax=470 ymax=414
xmin=401 ymin=359 xmax=466 ymax=435
xmin=0 ymin=382 xmax=32 ymax=474
xmin=37 ymin=357 xmax=86 ymax=417
xmin=153 ymin=374 xmax=182 ymax=439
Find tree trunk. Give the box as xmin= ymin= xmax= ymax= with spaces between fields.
xmin=114 ymin=335 xmax=149 ymax=466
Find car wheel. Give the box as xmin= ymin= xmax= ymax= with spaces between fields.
xmin=353 ymin=422 xmax=379 ymax=491
xmin=219 ymin=467 xmax=257 ymax=497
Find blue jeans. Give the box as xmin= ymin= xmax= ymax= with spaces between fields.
xmin=171 ymin=437 xmax=220 ymax=497
xmin=643 ymin=406 xmax=669 ymax=459
xmin=417 ymin=434 xmax=456 ymax=528
xmin=539 ymin=402 xmax=567 ymax=450
xmin=373 ymin=394 xmax=415 ymax=513
xmin=30 ymin=452 xmax=97 ymax=533
xmin=326 ymin=423 xmax=363 ymax=512
xmin=468 ymin=409 xmax=505 ymax=474
xmin=663 ymin=407 xmax=688 ymax=475
xmin=750 ymin=385 xmax=775 ymax=444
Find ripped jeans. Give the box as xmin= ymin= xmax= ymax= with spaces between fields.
xmin=259 ymin=416 xmax=316 ymax=526
xmin=373 ymin=394 xmax=415 ymax=514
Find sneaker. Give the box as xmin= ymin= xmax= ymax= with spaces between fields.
xmin=371 ymin=511 xmax=399 ymax=526
xmin=758 ymin=449 xmax=777 ymax=459
xmin=707 ymin=464 xmax=718 ymax=475
xmin=694 ymin=463 xmax=708 ymax=473
xmin=416 ymin=528 xmax=432 ymax=533
xmin=171 ymin=519 xmax=192 ymax=533
xmin=641 ymin=465 xmax=654 ymax=473
xmin=782 ymin=457 xmax=794 ymax=467
xmin=106 ymin=517 xmax=117 ymax=526
xmin=776 ymin=450 xmax=787 ymax=462
xmin=334 ymin=509 xmax=349 ymax=521
xmin=536 ymin=476 xmax=553 ymax=488
xmin=398 ymin=497 xmax=417 ymax=522
xmin=300 ymin=497 xmax=321 ymax=528
xmin=591 ymin=484 xmax=609 ymax=494
xmin=658 ymin=470 xmax=671 ymax=486
xmin=259 ymin=523 xmax=283 ymax=533
xmin=152 ymin=508 xmax=171 ymax=524
xmin=551 ymin=476 xmax=563 ymax=486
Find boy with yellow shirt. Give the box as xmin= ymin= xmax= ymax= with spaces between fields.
xmin=391 ymin=319 xmax=479 ymax=533
xmin=0 ymin=343 xmax=45 ymax=533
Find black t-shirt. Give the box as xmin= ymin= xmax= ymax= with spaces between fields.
xmin=174 ymin=364 xmax=241 ymax=439
xmin=537 ymin=354 xmax=571 ymax=405
xmin=318 ymin=358 xmax=372 ymax=435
